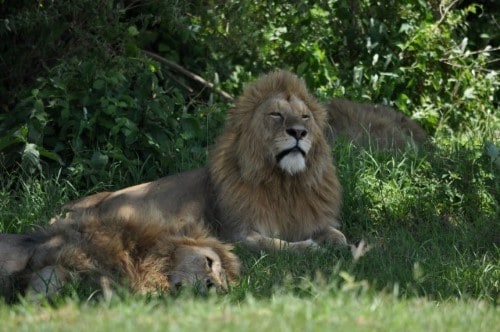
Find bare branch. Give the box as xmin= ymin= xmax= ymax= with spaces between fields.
xmin=141 ymin=50 xmax=234 ymax=101
xmin=437 ymin=0 xmax=460 ymax=26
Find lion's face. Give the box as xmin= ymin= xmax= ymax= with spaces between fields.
xmin=169 ymin=245 xmax=229 ymax=292
xmin=256 ymin=94 xmax=319 ymax=175
xmin=212 ymin=70 xmax=330 ymax=184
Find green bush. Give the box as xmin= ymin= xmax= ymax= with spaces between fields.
xmin=186 ymin=1 xmax=498 ymax=133
xmin=0 ymin=0 xmax=226 ymax=186
xmin=0 ymin=55 xmax=225 ymax=185
xmin=0 ymin=0 xmax=497 ymax=188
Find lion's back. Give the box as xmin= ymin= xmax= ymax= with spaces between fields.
xmin=326 ymin=98 xmax=427 ymax=149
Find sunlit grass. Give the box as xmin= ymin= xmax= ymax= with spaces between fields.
xmin=1 ymin=288 xmax=498 ymax=332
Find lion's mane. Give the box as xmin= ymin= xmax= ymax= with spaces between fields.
xmin=0 ymin=216 xmax=240 ymax=300
xmin=59 ymin=215 xmax=241 ymax=291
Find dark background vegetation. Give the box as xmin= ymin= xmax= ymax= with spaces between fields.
xmin=0 ymin=0 xmax=498 ymax=302
xmin=1 ymin=0 xmax=497 ymax=186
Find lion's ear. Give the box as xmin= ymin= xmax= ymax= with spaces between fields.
xmin=205 ymin=256 xmax=214 ymax=269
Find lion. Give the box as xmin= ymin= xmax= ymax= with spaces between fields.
xmin=0 ymin=216 xmax=240 ymax=302
xmin=54 ymin=70 xmax=347 ymax=252
xmin=325 ymin=98 xmax=427 ymax=150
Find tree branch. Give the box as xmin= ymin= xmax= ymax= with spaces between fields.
xmin=141 ymin=50 xmax=234 ymax=101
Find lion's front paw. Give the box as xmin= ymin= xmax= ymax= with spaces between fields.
xmin=313 ymin=227 xmax=348 ymax=247
xmin=287 ymin=239 xmax=320 ymax=251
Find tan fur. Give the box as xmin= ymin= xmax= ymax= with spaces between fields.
xmin=55 ymin=70 xmax=347 ymax=252
xmin=0 ymin=217 xmax=240 ymax=301
xmin=325 ymin=98 xmax=427 ymax=150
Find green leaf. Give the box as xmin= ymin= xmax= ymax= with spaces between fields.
xmin=91 ymin=151 xmax=109 ymax=169
xmin=0 ymin=127 xmax=27 ymax=151
xmin=128 ymin=25 xmax=139 ymax=37
xmin=296 ymin=62 xmax=308 ymax=76
xmin=34 ymin=100 xmax=44 ymax=113
xmin=38 ymin=146 xmax=64 ymax=165
xmin=93 ymin=79 xmax=105 ymax=90
xmin=21 ymin=143 xmax=41 ymax=174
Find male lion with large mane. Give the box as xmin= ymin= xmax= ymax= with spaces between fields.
xmin=0 ymin=216 xmax=240 ymax=302
xmin=56 ymin=70 xmax=347 ymax=252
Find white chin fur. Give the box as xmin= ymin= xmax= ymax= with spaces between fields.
xmin=278 ymin=153 xmax=306 ymax=175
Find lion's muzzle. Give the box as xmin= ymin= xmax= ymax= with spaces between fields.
xmin=275 ymin=145 xmax=306 ymax=163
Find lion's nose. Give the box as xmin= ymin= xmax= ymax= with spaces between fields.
xmin=286 ymin=127 xmax=308 ymax=140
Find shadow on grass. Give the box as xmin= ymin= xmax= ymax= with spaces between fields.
xmin=233 ymin=142 xmax=499 ymax=303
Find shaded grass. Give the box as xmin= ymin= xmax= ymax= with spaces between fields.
xmin=333 ymin=139 xmax=499 ymax=301
xmin=0 ymin=132 xmax=498 ymax=328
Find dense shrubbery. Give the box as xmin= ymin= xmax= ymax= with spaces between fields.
xmin=0 ymin=0 xmax=498 ymax=187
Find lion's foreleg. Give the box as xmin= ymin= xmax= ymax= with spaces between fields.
xmin=243 ymin=231 xmax=319 ymax=252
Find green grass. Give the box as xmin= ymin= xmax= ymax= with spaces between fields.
xmin=0 ymin=129 xmax=498 ymax=330
xmin=0 ymin=290 xmax=498 ymax=331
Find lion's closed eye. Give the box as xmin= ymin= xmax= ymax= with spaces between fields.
xmin=269 ymin=112 xmax=283 ymax=119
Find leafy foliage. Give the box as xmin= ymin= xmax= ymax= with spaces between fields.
xmin=1 ymin=0 xmax=497 ymax=186
xmin=0 ymin=0 xmax=228 ymax=185
xmin=1 ymin=54 xmax=225 ymax=185
xmin=186 ymin=0 xmax=498 ymax=133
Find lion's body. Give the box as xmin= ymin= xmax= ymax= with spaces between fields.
xmin=57 ymin=70 xmax=347 ymax=252
xmin=73 ymin=168 xmax=213 ymax=229
xmin=325 ymin=98 xmax=427 ymax=149
xmin=0 ymin=215 xmax=240 ymax=301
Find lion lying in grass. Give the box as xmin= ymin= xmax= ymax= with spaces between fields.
xmin=325 ymin=98 xmax=427 ymax=150
xmin=0 ymin=216 xmax=240 ymax=302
